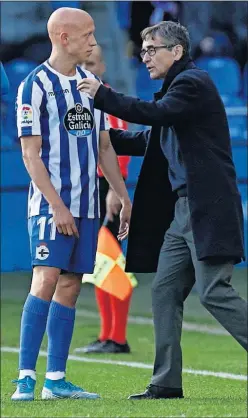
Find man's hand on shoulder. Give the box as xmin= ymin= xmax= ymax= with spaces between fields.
xmin=77 ymin=78 xmax=101 ymax=98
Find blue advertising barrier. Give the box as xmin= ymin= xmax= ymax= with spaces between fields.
xmin=1 ymin=148 xmax=247 ymax=271
xmin=1 ymin=149 xmax=30 ymax=271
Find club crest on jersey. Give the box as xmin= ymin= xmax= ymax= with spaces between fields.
xmin=64 ymin=103 xmax=94 ymax=137
xmin=35 ymin=243 xmax=50 ymax=261
xmin=20 ymin=104 xmax=33 ymax=126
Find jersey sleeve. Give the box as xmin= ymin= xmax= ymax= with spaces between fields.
xmin=99 ymin=111 xmax=110 ymax=132
xmin=17 ymin=78 xmax=44 ymax=138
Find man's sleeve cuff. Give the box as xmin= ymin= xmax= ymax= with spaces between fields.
xmin=95 ymin=84 xmax=110 ymax=103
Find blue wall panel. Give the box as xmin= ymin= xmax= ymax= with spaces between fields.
xmin=1 ymin=191 xmax=30 ymax=271
xmin=1 ymin=150 xmax=247 ymax=271
xmin=232 ymin=146 xmax=247 ymax=179
xmin=1 ymin=149 xmax=29 ymax=188
xmin=238 ymin=184 xmax=248 ymax=267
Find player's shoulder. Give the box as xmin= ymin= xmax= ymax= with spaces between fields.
xmin=20 ymin=62 xmax=48 ymax=89
xmin=76 ymin=66 xmax=100 ymax=82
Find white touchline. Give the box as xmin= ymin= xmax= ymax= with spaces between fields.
xmin=1 ymin=347 xmax=247 ymax=381
xmin=76 ymin=309 xmax=229 ymax=336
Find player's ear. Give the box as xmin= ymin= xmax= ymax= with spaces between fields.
xmin=61 ymin=32 xmax=69 ymax=46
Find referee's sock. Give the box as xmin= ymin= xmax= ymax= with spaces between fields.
xmin=109 ymin=292 xmax=132 ymax=344
xmin=46 ymin=300 xmax=75 ymax=375
xmin=95 ymin=287 xmax=112 ymax=341
xmin=19 ymin=293 xmax=50 ymax=372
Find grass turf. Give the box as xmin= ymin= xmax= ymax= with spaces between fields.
xmin=1 ymin=353 xmax=247 ymax=417
xmin=1 ymin=269 xmax=247 ymax=417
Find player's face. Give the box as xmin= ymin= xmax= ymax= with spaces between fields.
xmin=141 ymin=35 xmax=177 ymax=79
xmin=67 ymin=19 xmax=97 ymax=63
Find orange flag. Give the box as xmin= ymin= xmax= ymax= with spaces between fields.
xmin=82 ymin=226 xmax=137 ymax=300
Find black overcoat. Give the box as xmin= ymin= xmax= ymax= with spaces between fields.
xmin=95 ymin=56 xmax=245 ymax=272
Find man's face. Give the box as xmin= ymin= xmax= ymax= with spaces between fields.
xmin=83 ymin=46 xmax=106 ymax=77
xmin=141 ymin=35 xmax=176 ymax=79
xmin=66 ymin=18 xmax=97 ymax=63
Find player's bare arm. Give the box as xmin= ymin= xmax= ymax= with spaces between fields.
xmin=98 ymin=130 xmax=132 ymax=240
xmin=21 ymin=135 xmax=79 ymax=237
xmin=106 ymin=188 xmax=122 ymax=222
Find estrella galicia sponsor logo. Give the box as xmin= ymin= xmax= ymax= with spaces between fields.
xmin=64 ymin=103 xmax=94 ymax=137
xmin=35 ymin=242 xmax=50 ymax=261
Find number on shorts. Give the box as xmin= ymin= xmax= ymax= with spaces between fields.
xmin=37 ymin=217 xmax=56 ymax=240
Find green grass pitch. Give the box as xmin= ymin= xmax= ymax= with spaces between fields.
xmin=1 ymin=269 xmax=247 ymax=417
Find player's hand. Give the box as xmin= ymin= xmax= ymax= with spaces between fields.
xmin=106 ymin=189 xmax=122 ymax=222
xmin=52 ymin=204 xmax=79 ymax=238
xmin=77 ymin=78 xmax=101 ymax=98
xmin=118 ymin=199 xmax=132 ymax=241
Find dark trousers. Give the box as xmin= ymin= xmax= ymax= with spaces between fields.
xmin=151 ymin=197 xmax=248 ymax=389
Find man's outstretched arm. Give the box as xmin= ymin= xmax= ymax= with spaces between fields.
xmin=109 ymin=128 xmax=149 ymax=156
xmin=77 ymin=74 xmax=201 ymax=126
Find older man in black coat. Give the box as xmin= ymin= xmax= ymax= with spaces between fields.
xmin=78 ymin=21 xmax=247 ymax=400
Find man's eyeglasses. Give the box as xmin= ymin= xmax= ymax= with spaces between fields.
xmin=140 ymin=45 xmax=173 ymax=59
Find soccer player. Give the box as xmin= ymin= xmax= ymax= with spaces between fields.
xmin=76 ymin=45 xmax=132 ymax=354
xmin=12 ymin=7 xmax=131 ymax=401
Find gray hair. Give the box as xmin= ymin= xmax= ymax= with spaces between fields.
xmin=141 ymin=21 xmax=191 ymax=56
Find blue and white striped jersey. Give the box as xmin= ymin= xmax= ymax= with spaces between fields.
xmin=17 ymin=61 xmax=109 ymax=219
